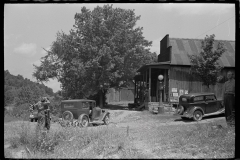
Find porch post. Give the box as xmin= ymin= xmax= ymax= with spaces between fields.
xmin=145 ymin=70 xmax=147 ymax=88
xmin=149 ymin=67 xmax=151 ymax=102
xmin=134 ymin=79 xmax=136 ymax=103
xmin=136 ymin=80 xmax=138 ymax=99
xmin=164 ymin=69 xmax=167 ymax=102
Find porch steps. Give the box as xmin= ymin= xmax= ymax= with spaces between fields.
xmin=146 ymin=102 xmax=175 ymax=113
xmin=136 ymin=103 xmax=145 ymax=111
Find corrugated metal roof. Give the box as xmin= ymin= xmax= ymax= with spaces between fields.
xmin=169 ymin=38 xmax=235 ymax=67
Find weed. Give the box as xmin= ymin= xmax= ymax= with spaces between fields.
xmin=8 ymin=122 xmax=67 ymax=155
xmin=4 ymin=149 xmax=13 ymax=158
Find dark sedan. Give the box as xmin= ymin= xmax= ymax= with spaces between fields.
xmin=176 ymin=93 xmax=225 ymax=121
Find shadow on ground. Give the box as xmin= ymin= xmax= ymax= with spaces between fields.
xmin=174 ymin=114 xmax=225 ymax=123
xmin=102 ymin=104 xmax=137 ymax=111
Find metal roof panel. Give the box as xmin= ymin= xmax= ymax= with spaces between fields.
xmin=169 ymin=38 xmax=235 ymax=67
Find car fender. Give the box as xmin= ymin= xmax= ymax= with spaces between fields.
xmin=100 ymin=110 xmax=110 ymax=121
xmin=78 ymin=113 xmax=89 ymax=121
xmin=188 ymin=106 xmax=205 ymax=115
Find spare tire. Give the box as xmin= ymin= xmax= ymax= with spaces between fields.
xmin=62 ymin=111 xmax=74 ymax=121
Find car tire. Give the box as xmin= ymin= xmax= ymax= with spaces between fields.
xmin=30 ymin=119 xmax=33 ymax=122
xmin=193 ymin=110 xmax=203 ymax=121
xmin=103 ymin=114 xmax=110 ymax=125
xmin=62 ymin=111 xmax=74 ymax=122
xmin=78 ymin=114 xmax=89 ymax=127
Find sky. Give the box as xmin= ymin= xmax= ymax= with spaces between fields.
xmin=4 ymin=3 xmax=235 ymax=92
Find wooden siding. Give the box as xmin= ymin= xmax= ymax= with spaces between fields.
xmin=106 ymin=88 xmax=134 ymax=103
xmin=169 ymin=66 xmax=235 ymax=99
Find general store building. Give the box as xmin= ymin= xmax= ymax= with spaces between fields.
xmin=134 ymin=34 xmax=235 ymax=110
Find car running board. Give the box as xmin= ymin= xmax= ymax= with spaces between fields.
xmin=203 ymin=109 xmax=225 ymax=117
xmin=89 ymin=120 xmax=104 ymax=124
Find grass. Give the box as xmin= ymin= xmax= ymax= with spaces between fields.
xmin=5 ymin=121 xmax=140 ymax=159
xmin=4 ymin=110 xmax=235 ymax=159
xmin=4 ymin=113 xmax=22 ymax=123
xmin=134 ymin=122 xmax=235 ymax=158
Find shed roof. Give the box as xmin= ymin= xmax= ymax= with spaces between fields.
xmin=169 ymin=38 xmax=235 ymax=67
xmin=136 ymin=62 xmax=171 ymax=72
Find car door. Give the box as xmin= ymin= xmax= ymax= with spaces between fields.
xmin=205 ymin=95 xmax=218 ymax=114
xmin=81 ymin=102 xmax=90 ymax=115
xmin=192 ymin=96 xmax=206 ymax=113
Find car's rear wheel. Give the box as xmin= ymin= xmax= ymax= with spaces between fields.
xmin=103 ymin=114 xmax=110 ymax=125
xmin=62 ymin=111 xmax=74 ymax=121
xmin=30 ymin=119 xmax=33 ymax=122
xmin=78 ymin=114 xmax=89 ymax=127
xmin=193 ymin=110 xmax=203 ymax=121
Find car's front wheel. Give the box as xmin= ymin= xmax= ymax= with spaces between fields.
xmin=193 ymin=110 xmax=203 ymax=121
xmin=78 ymin=114 xmax=89 ymax=127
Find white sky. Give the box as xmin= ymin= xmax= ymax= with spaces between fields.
xmin=4 ymin=3 xmax=235 ymax=92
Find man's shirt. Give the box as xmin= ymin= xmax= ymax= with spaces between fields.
xmin=223 ymin=79 xmax=235 ymax=95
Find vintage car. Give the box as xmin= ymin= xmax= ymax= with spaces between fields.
xmin=60 ymin=99 xmax=110 ymax=127
xmin=29 ymin=108 xmax=39 ymax=122
xmin=175 ymin=93 xmax=225 ymax=121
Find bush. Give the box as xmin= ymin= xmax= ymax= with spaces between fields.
xmin=9 ymin=103 xmax=29 ymax=120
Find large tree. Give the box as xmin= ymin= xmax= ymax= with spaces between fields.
xmin=33 ymin=5 xmax=157 ymax=107
xmin=188 ymin=34 xmax=227 ymax=88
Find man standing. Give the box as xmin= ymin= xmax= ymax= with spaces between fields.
xmin=222 ymin=71 xmax=235 ymax=126
xmin=36 ymin=97 xmax=51 ymax=130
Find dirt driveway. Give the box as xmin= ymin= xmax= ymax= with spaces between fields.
xmin=107 ymin=110 xmax=227 ymax=159
xmin=108 ymin=109 xmax=226 ymax=127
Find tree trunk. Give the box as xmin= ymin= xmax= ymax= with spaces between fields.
xmin=99 ymin=90 xmax=103 ymax=108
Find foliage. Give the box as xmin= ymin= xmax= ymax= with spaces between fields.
xmin=9 ymin=103 xmax=30 ymax=120
xmin=188 ymin=34 xmax=227 ymax=88
xmin=4 ymin=70 xmax=54 ymax=106
xmin=32 ymin=4 xmax=157 ymax=103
